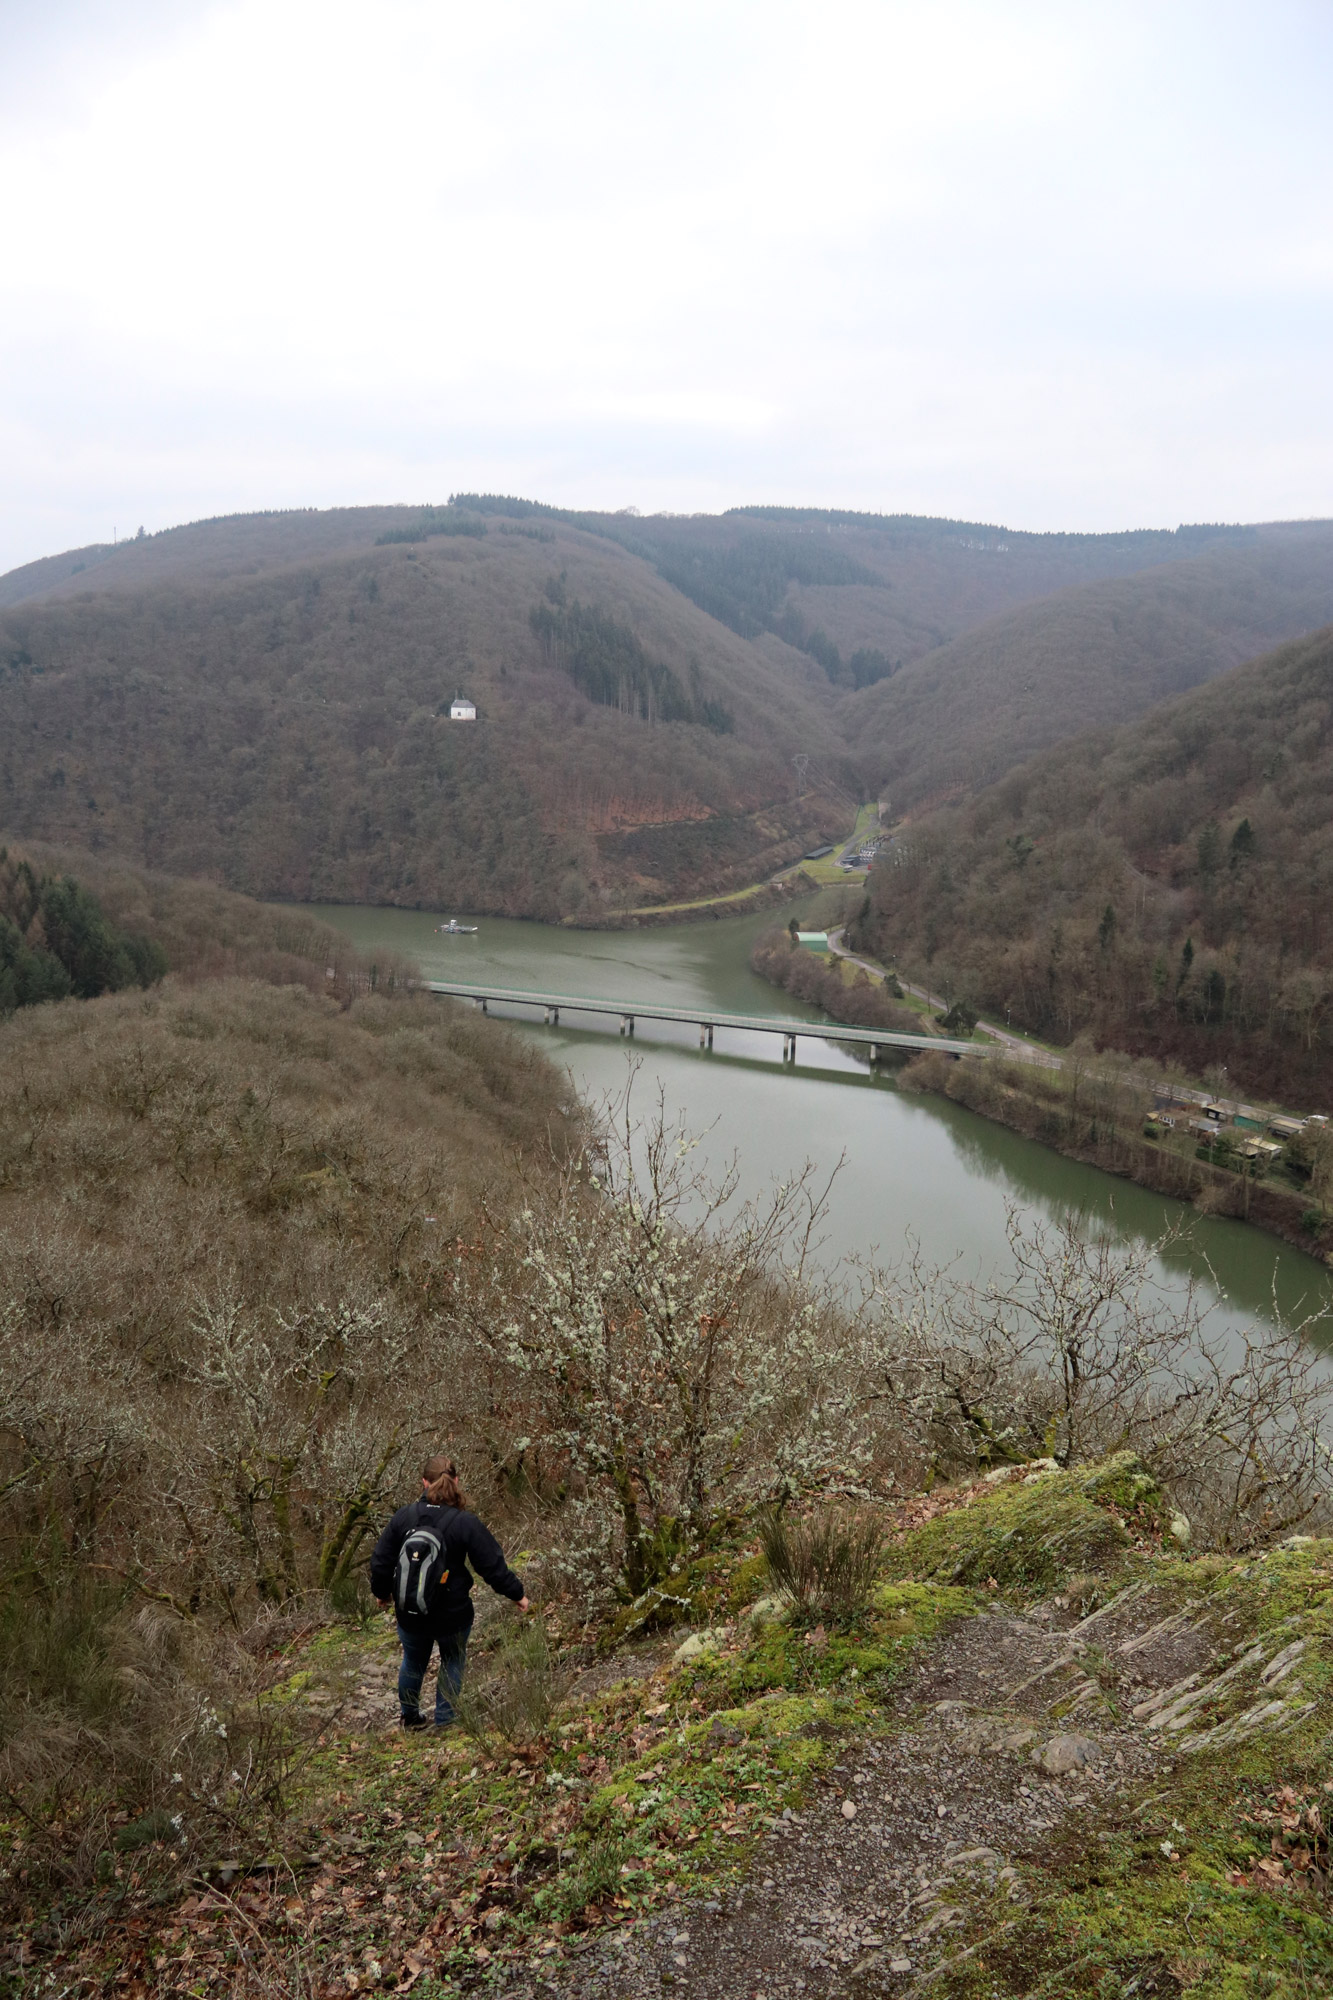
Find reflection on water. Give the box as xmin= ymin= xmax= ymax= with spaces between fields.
xmin=308 ymin=901 xmax=1333 ymax=1349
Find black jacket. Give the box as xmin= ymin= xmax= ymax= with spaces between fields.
xmin=369 ymin=1501 xmax=524 ymax=1629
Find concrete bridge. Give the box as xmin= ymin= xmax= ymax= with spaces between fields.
xmin=423 ymin=980 xmax=985 ymax=1064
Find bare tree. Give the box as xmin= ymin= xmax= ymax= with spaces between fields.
xmin=451 ymin=1082 xmax=862 ymax=1600
xmin=866 ymin=1203 xmax=1333 ymax=1548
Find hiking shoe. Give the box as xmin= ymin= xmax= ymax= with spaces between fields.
xmin=402 ymin=1714 xmax=430 ymax=1731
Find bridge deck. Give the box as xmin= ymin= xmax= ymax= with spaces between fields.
xmin=423 ymin=981 xmax=984 ymax=1056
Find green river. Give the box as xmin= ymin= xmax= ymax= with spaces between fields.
xmin=311 ymin=899 xmax=1333 ymax=1350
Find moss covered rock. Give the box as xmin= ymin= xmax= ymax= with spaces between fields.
xmin=886 ymin=1455 xmax=1165 ymax=1596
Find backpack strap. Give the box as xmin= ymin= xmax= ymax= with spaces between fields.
xmin=412 ymin=1501 xmax=461 ymax=1553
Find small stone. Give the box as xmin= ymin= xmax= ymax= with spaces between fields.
xmin=1002 ymin=1727 xmax=1037 ymax=1752
xmin=1169 ymin=1511 xmax=1192 ymax=1543
xmin=842 ymin=1799 xmax=858 ymax=1818
xmin=402 ymin=1831 xmax=423 ymax=1846
xmin=936 ymin=1804 xmax=948 ymax=1818
xmin=890 ymin=1957 xmax=913 ymax=1973
xmin=1035 ymin=1732 xmax=1100 ymax=1776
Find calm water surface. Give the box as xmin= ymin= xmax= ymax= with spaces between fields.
xmin=309 ymin=900 xmax=1333 ymax=1349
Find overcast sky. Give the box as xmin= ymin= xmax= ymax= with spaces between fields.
xmin=1 ymin=0 xmax=1329 ymax=571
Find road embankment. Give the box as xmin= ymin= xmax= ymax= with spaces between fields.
xmin=899 ymin=1047 xmax=1332 ymax=1262
xmin=748 ymin=926 xmax=927 ymax=1040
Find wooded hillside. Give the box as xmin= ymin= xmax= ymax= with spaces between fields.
xmin=855 ymin=624 xmax=1333 ymax=1100
xmin=0 ymin=513 xmax=851 ymax=918
xmin=3 ymin=502 xmax=1332 ymax=918
xmin=844 ymin=522 xmax=1333 ymax=813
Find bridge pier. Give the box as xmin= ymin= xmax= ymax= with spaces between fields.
xmin=783 ymin=1033 xmax=797 ymax=1064
xmin=476 ymin=997 xmax=488 ymax=1014
xmin=699 ymin=1023 xmax=714 ymax=1050
xmin=620 ymin=1015 xmax=635 ymax=1037
xmin=544 ymin=1004 xmax=559 ymax=1026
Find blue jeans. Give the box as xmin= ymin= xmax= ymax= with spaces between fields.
xmin=396 ymin=1618 xmax=470 ymax=1725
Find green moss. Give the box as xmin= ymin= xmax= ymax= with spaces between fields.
xmin=1080 ymin=1449 xmax=1169 ymax=1529
xmin=602 ymin=1548 xmax=771 ymax=1647
xmin=886 ymin=1457 xmax=1165 ymax=1597
xmin=675 ymin=1579 xmax=975 ymax=1709
xmin=939 ymin=1536 xmax=1333 ymax=1999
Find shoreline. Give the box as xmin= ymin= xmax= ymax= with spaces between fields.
xmin=896 ymin=1047 xmax=1332 ymax=1264
xmin=744 ymin=934 xmax=1333 ymax=1267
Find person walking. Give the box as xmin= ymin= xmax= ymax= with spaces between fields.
xmin=370 ymin=1454 xmax=529 ymax=1729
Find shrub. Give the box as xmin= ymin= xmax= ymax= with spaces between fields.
xmin=0 ymin=1571 xmax=310 ymax=1894
xmin=452 ymin=1086 xmax=871 ymax=1603
xmin=454 ymin=1618 xmax=570 ymax=1753
xmin=760 ymin=1506 xmax=885 ymax=1625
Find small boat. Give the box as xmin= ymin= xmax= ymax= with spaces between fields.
xmin=435 ymin=918 xmax=478 ymax=935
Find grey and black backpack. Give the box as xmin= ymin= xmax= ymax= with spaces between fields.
xmin=393 ymin=1504 xmax=455 ymax=1621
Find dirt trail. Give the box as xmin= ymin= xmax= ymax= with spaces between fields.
xmin=517 ymin=1584 xmax=1296 ymax=2000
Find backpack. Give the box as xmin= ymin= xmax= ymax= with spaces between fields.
xmin=393 ymin=1503 xmax=455 ymax=1622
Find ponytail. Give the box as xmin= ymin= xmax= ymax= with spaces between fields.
xmin=422 ymin=1453 xmax=465 ymax=1510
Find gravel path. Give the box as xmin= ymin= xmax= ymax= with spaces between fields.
xmin=494 ymin=1588 xmax=1228 ymax=2000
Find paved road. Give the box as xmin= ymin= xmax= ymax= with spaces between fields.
xmin=824 ymin=929 xmax=1303 ymax=1125
xmin=825 ymin=929 xmax=1061 ymax=1070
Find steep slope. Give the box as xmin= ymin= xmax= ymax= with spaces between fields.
xmin=843 ymin=522 xmax=1333 ymax=811
xmin=0 ymin=510 xmax=853 ymax=918
xmin=855 ymin=623 xmax=1333 ymax=1098
xmin=461 ymin=497 xmax=1265 ymax=689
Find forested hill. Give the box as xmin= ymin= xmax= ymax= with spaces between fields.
xmin=3 ymin=501 xmax=1333 ymax=919
xmin=854 ymin=623 xmax=1333 ymax=1100
xmin=0 ymin=510 xmax=856 ymax=918
xmin=842 ymin=521 xmax=1333 ymax=814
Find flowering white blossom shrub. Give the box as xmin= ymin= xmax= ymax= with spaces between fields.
xmin=451 ymin=1088 xmax=875 ymax=1599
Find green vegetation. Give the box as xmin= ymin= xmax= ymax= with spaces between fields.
xmin=749 ymin=921 xmax=924 ymax=1038
xmin=14 ymin=1457 xmax=1328 ymax=1995
xmin=882 ymin=1459 xmax=1153 ymax=1594
xmin=0 ymin=846 xmax=165 ymax=1012
xmin=859 ymin=623 xmax=1333 ymax=1101
xmin=375 ymin=506 xmax=488 ymax=545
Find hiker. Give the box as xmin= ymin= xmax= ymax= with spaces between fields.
xmin=370 ymin=1454 xmax=529 ymax=1729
